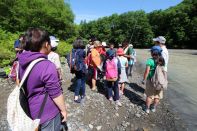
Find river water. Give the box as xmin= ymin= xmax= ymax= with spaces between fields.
xmin=135 ymin=49 xmax=197 ymax=131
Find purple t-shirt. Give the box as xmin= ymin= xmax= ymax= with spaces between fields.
xmin=18 ymin=51 xmax=62 ymax=124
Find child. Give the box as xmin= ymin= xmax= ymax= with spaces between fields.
xmin=104 ymin=49 xmax=122 ymax=106
xmin=116 ymin=48 xmax=128 ymax=95
xmin=142 ymin=46 xmax=164 ymax=113
xmin=48 ymin=36 xmax=62 ymax=80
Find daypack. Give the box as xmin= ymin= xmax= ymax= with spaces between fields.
xmin=105 ymin=58 xmax=118 ymax=81
xmin=66 ymin=49 xmax=77 ymax=74
xmin=151 ymin=65 xmax=168 ymax=90
xmin=7 ymin=58 xmax=48 ymax=131
xmin=9 ymin=60 xmax=19 ymax=81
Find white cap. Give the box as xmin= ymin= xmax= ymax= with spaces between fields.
xmin=50 ymin=36 xmax=59 ymax=47
xmin=102 ymin=42 xmax=107 ymax=47
xmin=153 ymin=36 xmax=166 ymax=44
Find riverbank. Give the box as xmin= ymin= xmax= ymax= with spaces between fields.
xmin=0 ymin=57 xmax=187 ymax=131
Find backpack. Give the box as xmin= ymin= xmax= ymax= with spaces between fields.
xmin=151 ymin=65 xmax=168 ymax=90
xmin=7 ymin=58 xmax=48 ymax=131
xmin=9 ymin=60 xmax=19 ymax=81
xmin=105 ymin=58 xmax=118 ymax=81
xmin=66 ymin=49 xmax=78 ymax=74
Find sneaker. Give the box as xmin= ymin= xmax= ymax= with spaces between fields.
xmin=151 ymin=107 xmax=156 ymax=112
xmin=115 ymin=101 xmax=122 ymax=107
xmin=145 ymin=108 xmax=150 ymax=114
xmin=74 ymin=98 xmax=81 ymax=103
xmin=109 ymin=97 xmax=113 ymax=103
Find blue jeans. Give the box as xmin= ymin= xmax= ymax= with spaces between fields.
xmin=126 ymin=64 xmax=133 ymax=76
xmin=40 ymin=113 xmax=61 ymax=131
xmin=75 ymin=71 xmax=86 ymax=97
xmin=106 ymin=80 xmax=119 ymax=101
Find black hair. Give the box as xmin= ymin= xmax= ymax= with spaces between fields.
xmin=73 ymin=39 xmax=85 ymax=49
xmin=109 ymin=39 xmax=115 ymax=45
xmin=156 ymin=56 xmax=165 ymax=66
xmin=24 ymin=28 xmax=50 ymax=52
xmin=51 ymin=47 xmax=57 ymax=51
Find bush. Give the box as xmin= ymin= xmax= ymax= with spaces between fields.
xmin=56 ymin=41 xmax=72 ymax=57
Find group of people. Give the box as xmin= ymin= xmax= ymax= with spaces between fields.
xmin=10 ymin=27 xmax=168 ymax=130
xmin=69 ymin=38 xmax=136 ymax=106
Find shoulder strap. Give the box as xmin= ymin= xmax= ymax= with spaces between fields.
xmin=19 ymin=58 xmax=45 ymax=89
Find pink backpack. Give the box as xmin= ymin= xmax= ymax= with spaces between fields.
xmin=9 ymin=61 xmax=19 ymax=81
xmin=105 ymin=58 xmax=118 ymax=81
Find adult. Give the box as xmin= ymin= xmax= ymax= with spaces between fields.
xmin=153 ymin=36 xmax=169 ymax=72
xmin=72 ymin=39 xmax=87 ymax=103
xmin=48 ymin=36 xmax=62 ymax=80
xmin=14 ymin=34 xmax=24 ymax=53
xmin=88 ymin=40 xmax=102 ymax=91
xmin=122 ymin=40 xmax=135 ymax=77
xmin=18 ymin=28 xmax=67 ymax=130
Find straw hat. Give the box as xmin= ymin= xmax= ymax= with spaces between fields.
xmin=93 ymin=40 xmax=101 ymax=47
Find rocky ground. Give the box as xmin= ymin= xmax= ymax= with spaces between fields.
xmin=0 ymin=62 xmax=187 ymax=131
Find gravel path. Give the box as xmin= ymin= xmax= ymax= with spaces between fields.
xmin=0 ymin=62 xmax=187 ymax=131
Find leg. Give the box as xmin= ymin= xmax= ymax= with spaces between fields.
xmin=81 ymin=75 xmax=86 ymax=98
xmin=92 ymin=78 xmax=97 ymax=90
xmin=40 ymin=113 xmax=61 ymax=131
xmin=113 ymin=80 xmax=119 ymax=101
xmin=153 ymin=98 xmax=160 ymax=108
xmin=74 ymin=71 xmax=82 ymax=101
xmin=121 ymin=83 xmax=125 ymax=94
xmin=126 ymin=66 xmax=129 ymax=77
xmin=129 ymin=64 xmax=133 ymax=76
xmin=106 ymin=81 xmax=113 ymax=100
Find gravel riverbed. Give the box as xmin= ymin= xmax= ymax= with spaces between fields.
xmin=0 ymin=62 xmax=187 ymax=131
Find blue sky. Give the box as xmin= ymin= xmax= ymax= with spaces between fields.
xmin=67 ymin=0 xmax=183 ymax=24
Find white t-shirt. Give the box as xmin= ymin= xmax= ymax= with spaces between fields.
xmin=161 ymin=46 xmax=169 ymax=72
xmin=48 ymin=52 xmax=61 ymax=69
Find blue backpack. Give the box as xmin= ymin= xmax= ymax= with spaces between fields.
xmin=66 ymin=49 xmax=78 ymax=74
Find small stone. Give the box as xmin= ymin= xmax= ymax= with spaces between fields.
xmin=96 ymin=126 xmax=102 ymax=130
xmin=115 ymin=113 xmax=119 ymax=117
xmin=115 ymin=106 xmax=119 ymax=110
xmin=89 ymin=124 xmax=93 ymax=129
xmin=135 ymin=113 xmax=141 ymax=118
xmin=86 ymin=96 xmax=90 ymax=100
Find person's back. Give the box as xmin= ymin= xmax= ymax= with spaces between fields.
xmin=17 ymin=28 xmax=67 ymax=130
xmin=161 ymin=46 xmax=169 ymax=72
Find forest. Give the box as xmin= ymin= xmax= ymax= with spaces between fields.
xmin=0 ymin=0 xmax=196 ymax=67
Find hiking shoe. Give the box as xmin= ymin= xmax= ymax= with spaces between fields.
xmin=115 ymin=101 xmax=122 ymax=107
xmin=145 ymin=108 xmax=150 ymax=114
xmin=74 ymin=98 xmax=81 ymax=103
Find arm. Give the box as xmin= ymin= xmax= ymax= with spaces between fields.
xmin=143 ymin=66 xmax=150 ymax=81
xmin=53 ymin=94 xmax=67 ymax=122
xmin=43 ymin=62 xmax=67 ymax=122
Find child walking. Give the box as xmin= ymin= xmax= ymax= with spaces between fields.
xmin=117 ymin=48 xmax=128 ymax=95
xmin=142 ymin=46 xmax=165 ymax=113
xmin=104 ymin=49 xmax=122 ymax=106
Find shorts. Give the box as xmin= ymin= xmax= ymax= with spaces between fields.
xmin=88 ymin=66 xmax=98 ymax=80
xmin=145 ymin=80 xmax=163 ymax=99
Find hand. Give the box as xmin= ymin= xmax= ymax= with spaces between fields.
xmin=141 ymin=79 xmax=145 ymax=85
xmin=61 ymin=110 xmax=67 ymax=122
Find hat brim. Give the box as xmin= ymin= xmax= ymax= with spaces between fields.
xmin=153 ymin=38 xmax=158 ymax=42
xmin=117 ymin=53 xmax=124 ymax=55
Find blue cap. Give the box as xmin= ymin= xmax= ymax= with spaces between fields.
xmin=106 ymin=49 xmax=115 ymax=57
xmin=151 ymin=46 xmax=162 ymax=53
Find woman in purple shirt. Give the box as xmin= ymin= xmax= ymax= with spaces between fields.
xmin=18 ymin=28 xmax=67 ymax=130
